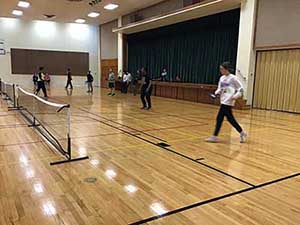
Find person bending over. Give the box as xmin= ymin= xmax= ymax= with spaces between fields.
xmin=206 ymin=62 xmax=247 ymax=143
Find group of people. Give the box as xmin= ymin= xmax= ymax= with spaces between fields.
xmin=33 ymin=67 xmax=94 ymax=98
xmin=107 ymin=67 xmax=153 ymax=110
xmin=33 ymin=62 xmax=247 ymax=143
xmin=107 ymin=62 xmax=247 ymax=143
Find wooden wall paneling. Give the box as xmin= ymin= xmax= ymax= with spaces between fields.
xmin=101 ymin=59 xmax=118 ymax=87
xmin=155 ymin=85 xmax=161 ymax=97
xmin=171 ymin=87 xmax=177 ymax=98
xmin=177 ymin=86 xmax=184 ymax=100
xmin=183 ymin=87 xmax=198 ymax=102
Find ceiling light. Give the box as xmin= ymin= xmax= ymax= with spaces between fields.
xmin=88 ymin=12 xmax=100 ymax=18
xmin=75 ymin=19 xmax=86 ymax=24
xmin=104 ymin=3 xmax=119 ymax=10
xmin=12 ymin=10 xmax=23 ymax=16
xmin=18 ymin=1 xmax=30 ymax=8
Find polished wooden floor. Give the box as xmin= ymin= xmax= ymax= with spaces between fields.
xmin=0 ymin=87 xmax=300 ymax=225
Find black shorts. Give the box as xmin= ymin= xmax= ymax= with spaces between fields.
xmin=108 ymin=82 xmax=115 ymax=88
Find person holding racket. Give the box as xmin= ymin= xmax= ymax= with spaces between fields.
xmin=206 ymin=62 xmax=247 ymax=143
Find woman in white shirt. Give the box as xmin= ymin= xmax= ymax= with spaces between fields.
xmin=206 ymin=62 xmax=247 ymax=143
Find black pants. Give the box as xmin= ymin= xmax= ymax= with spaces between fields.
xmin=140 ymin=86 xmax=152 ymax=108
xmin=161 ymin=76 xmax=167 ymax=82
xmin=121 ymin=82 xmax=128 ymax=93
xmin=35 ymin=81 xmax=47 ymax=97
xmin=214 ymin=104 xmax=243 ymax=136
xmin=65 ymin=80 xmax=73 ymax=89
xmin=132 ymin=84 xmax=137 ymax=96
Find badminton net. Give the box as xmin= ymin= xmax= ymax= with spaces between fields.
xmin=16 ymin=86 xmax=71 ymax=158
xmin=1 ymin=81 xmax=17 ymax=107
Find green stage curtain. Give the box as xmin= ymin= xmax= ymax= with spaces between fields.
xmin=127 ymin=9 xmax=240 ymax=84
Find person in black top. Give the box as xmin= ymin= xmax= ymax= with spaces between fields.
xmin=86 ymin=70 xmax=94 ymax=93
xmin=65 ymin=68 xmax=73 ymax=89
xmin=34 ymin=67 xmax=48 ymax=98
xmin=131 ymin=70 xmax=140 ymax=96
xmin=140 ymin=68 xmax=152 ymax=110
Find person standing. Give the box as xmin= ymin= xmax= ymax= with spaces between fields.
xmin=86 ymin=71 xmax=94 ymax=93
xmin=32 ymin=73 xmax=38 ymax=90
xmin=108 ymin=68 xmax=115 ymax=96
xmin=140 ymin=68 xmax=152 ymax=110
xmin=121 ymin=71 xmax=129 ymax=93
xmin=161 ymin=68 xmax=167 ymax=81
xmin=34 ymin=67 xmax=48 ymax=98
xmin=206 ymin=62 xmax=247 ymax=143
xmin=131 ymin=70 xmax=140 ymax=96
xmin=125 ymin=71 xmax=132 ymax=94
xmin=65 ymin=68 xmax=73 ymax=89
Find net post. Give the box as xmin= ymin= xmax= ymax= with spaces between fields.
xmin=8 ymin=84 xmax=18 ymax=110
xmin=16 ymin=85 xmax=20 ymax=108
xmin=50 ymin=106 xmax=89 ymax=166
xmin=3 ymin=82 xmax=8 ymax=100
xmin=13 ymin=84 xmax=16 ymax=108
xmin=67 ymin=107 xmax=71 ymax=160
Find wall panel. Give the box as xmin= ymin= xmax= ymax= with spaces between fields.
xmin=11 ymin=48 xmax=89 ymax=76
xmin=255 ymin=0 xmax=300 ymax=49
xmin=254 ymin=49 xmax=300 ymax=113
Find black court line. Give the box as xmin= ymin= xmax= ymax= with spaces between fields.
xmin=85 ymin=114 xmax=255 ymax=187
xmin=195 ymin=158 xmax=205 ymax=161
xmin=129 ymin=173 xmax=300 ymax=225
xmin=161 ymin=146 xmax=254 ymax=187
xmin=79 ymin=107 xmax=167 ymax=142
xmin=36 ymin=96 xmax=254 ymax=186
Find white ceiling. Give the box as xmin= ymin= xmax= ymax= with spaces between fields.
xmin=0 ymin=0 xmax=165 ymax=25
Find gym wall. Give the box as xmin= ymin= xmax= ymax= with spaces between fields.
xmin=0 ymin=18 xmax=99 ymax=88
xmin=100 ymin=20 xmax=118 ymax=60
xmin=100 ymin=20 xmax=118 ymax=87
xmin=122 ymin=0 xmax=184 ymax=26
xmin=255 ymin=0 xmax=300 ymax=49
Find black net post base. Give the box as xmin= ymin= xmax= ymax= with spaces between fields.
xmin=8 ymin=107 xmax=19 ymax=111
xmin=50 ymin=156 xmax=89 ymax=166
xmin=50 ymin=136 xmax=89 ymax=166
xmin=27 ymin=116 xmax=41 ymax=128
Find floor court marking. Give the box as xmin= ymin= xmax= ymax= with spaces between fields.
xmin=79 ymin=107 xmax=167 ymax=142
xmin=129 ymin=173 xmax=300 ymax=225
xmin=195 ymin=158 xmax=205 ymax=161
xmin=76 ymin=109 xmax=206 ymax=143
xmin=84 ymin=114 xmax=255 ymax=187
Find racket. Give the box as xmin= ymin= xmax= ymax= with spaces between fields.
xmin=208 ymin=93 xmax=217 ymax=99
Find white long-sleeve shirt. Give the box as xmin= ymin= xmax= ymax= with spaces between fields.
xmin=215 ymin=74 xmax=243 ymax=106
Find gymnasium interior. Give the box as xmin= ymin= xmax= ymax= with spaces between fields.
xmin=0 ymin=0 xmax=300 ymax=224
